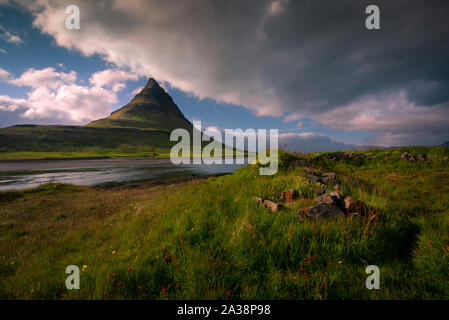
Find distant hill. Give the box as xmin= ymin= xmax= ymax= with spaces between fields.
xmin=0 ymin=78 xmax=196 ymax=159
xmin=441 ymin=141 xmax=449 ymax=147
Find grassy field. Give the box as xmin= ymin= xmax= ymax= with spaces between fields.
xmin=0 ymin=147 xmax=448 ymax=299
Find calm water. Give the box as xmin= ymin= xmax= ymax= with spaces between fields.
xmin=0 ymin=158 xmax=248 ymax=190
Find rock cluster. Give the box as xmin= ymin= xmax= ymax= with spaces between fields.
xmin=297 ymin=192 xmax=367 ymax=220
xmin=400 ymin=152 xmax=427 ymax=162
xmin=307 ymin=171 xmax=336 ymax=185
xmin=253 ymin=170 xmax=368 ymax=220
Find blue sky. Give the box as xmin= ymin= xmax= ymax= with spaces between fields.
xmin=1 ymin=1 xmax=448 ymax=151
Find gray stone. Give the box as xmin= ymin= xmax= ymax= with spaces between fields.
xmin=253 ymin=196 xmax=281 ymax=212
xmin=321 ymin=172 xmax=336 ymax=185
xmin=304 ymin=203 xmax=344 ymax=220
xmin=314 ymin=192 xmax=341 ymax=207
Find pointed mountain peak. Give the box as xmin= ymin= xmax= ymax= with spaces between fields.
xmin=144 ymin=77 xmax=161 ymax=89
xmin=86 ymin=76 xmax=192 ymax=131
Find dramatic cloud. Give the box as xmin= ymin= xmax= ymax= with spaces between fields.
xmin=0 ymin=67 xmax=132 ymax=123
xmin=10 ymin=0 xmax=449 ymax=145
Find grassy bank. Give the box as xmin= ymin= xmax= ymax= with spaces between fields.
xmin=0 ymin=147 xmax=448 ymax=299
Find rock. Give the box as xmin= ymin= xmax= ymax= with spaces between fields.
xmin=417 ymin=154 xmax=426 ymax=162
xmin=253 ymin=196 xmax=264 ymax=205
xmin=321 ymin=172 xmax=336 ymax=185
xmin=304 ymin=167 xmax=315 ymax=175
xmin=296 ymin=209 xmax=306 ymax=221
xmin=344 ymin=196 xmax=367 ymax=215
xmin=333 ymin=184 xmax=342 ymax=192
xmin=400 ymin=152 xmax=416 ymax=162
xmin=279 ymin=189 xmax=299 ymax=202
xmin=263 ymin=199 xmax=281 ymax=212
xmin=316 ymin=186 xmax=327 ymax=196
xmin=253 ymin=196 xmax=281 ymax=212
xmin=304 ymin=203 xmax=344 ymax=220
xmin=308 ymin=174 xmax=321 ymax=183
xmin=314 ymin=192 xmax=341 ymax=207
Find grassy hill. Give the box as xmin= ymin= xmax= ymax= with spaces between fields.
xmin=1 ymin=146 xmax=448 ymax=299
xmin=0 ymin=78 xmax=194 ymax=160
xmin=0 ymin=124 xmax=175 ymax=159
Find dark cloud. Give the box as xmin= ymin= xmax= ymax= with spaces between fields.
xmin=8 ymin=0 xmax=449 ymax=145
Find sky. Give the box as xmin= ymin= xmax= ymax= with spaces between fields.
xmin=0 ymin=0 xmax=448 ymax=152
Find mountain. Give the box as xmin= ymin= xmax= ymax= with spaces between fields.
xmin=87 ymin=78 xmax=192 ymax=132
xmin=441 ymin=141 xmax=449 ymax=147
xmin=0 ymin=78 xmax=195 ymax=159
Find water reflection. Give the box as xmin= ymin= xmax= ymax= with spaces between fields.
xmin=0 ymin=158 xmax=249 ymax=190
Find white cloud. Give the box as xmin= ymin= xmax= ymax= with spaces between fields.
xmin=312 ymin=91 xmax=449 ymax=146
xmin=0 ymin=48 xmax=6 ymax=54
xmin=89 ymin=69 xmax=139 ymax=92
xmin=0 ymin=95 xmax=30 ymax=112
xmin=0 ymin=67 xmax=11 ymax=80
xmin=9 ymin=67 xmax=76 ymax=90
xmin=130 ymin=86 xmax=143 ymax=96
xmin=0 ymin=67 xmax=137 ymax=123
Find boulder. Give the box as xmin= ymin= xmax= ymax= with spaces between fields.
xmin=296 ymin=209 xmax=306 ymax=221
xmin=400 ymin=152 xmax=416 ymax=162
xmin=263 ymin=199 xmax=281 ymax=212
xmin=279 ymin=189 xmax=299 ymax=202
xmin=316 ymin=186 xmax=327 ymax=196
xmin=417 ymin=154 xmax=426 ymax=162
xmin=321 ymin=172 xmax=336 ymax=185
xmin=253 ymin=196 xmax=281 ymax=212
xmin=308 ymin=174 xmax=321 ymax=183
xmin=314 ymin=192 xmax=341 ymax=207
xmin=333 ymin=184 xmax=342 ymax=192
xmin=253 ymin=196 xmax=264 ymax=205
xmin=304 ymin=203 xmax=344 ymax=220
xmin=344 ymin=196 xmax=367 ymax=215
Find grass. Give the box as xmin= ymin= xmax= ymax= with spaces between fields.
xmin=0 ymin=147 xmax=448 ymax=299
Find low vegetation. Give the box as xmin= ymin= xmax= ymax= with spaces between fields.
xmin=0 ymin=146 xmax=448 ymax=299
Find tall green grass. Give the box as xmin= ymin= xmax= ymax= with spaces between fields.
xmin=0 ymin=147 xmax=448 ymax=299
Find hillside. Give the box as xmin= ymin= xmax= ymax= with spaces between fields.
xmin=1 ymin=146 xmax=448 ymax=299
xmin=0 ymin=78 xmax=194 ymax=160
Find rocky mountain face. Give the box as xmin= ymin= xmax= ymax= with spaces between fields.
xmin=87 ymin=78 xmax=192 ymax=132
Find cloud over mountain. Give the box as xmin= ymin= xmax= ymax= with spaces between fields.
xmin=0 ymin=67 xmax=138 ymax=123
xmin=7 ymin=0 xmax=449 ymax=145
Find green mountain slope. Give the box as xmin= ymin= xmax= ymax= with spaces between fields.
xmin=0 ymin=78 xmax=195 ymax=159
xmin=87 ymin=78 xmax=192 ymax=132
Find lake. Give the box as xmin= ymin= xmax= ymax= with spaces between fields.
xmin=0 ymin=158 xmax=248 ymax=190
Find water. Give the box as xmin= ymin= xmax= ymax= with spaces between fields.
xmin=0 ymin=158 xmax=248 ymax=190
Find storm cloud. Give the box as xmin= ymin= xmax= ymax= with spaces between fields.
xmin=9 ymin=0 xmax=449 ymax=145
